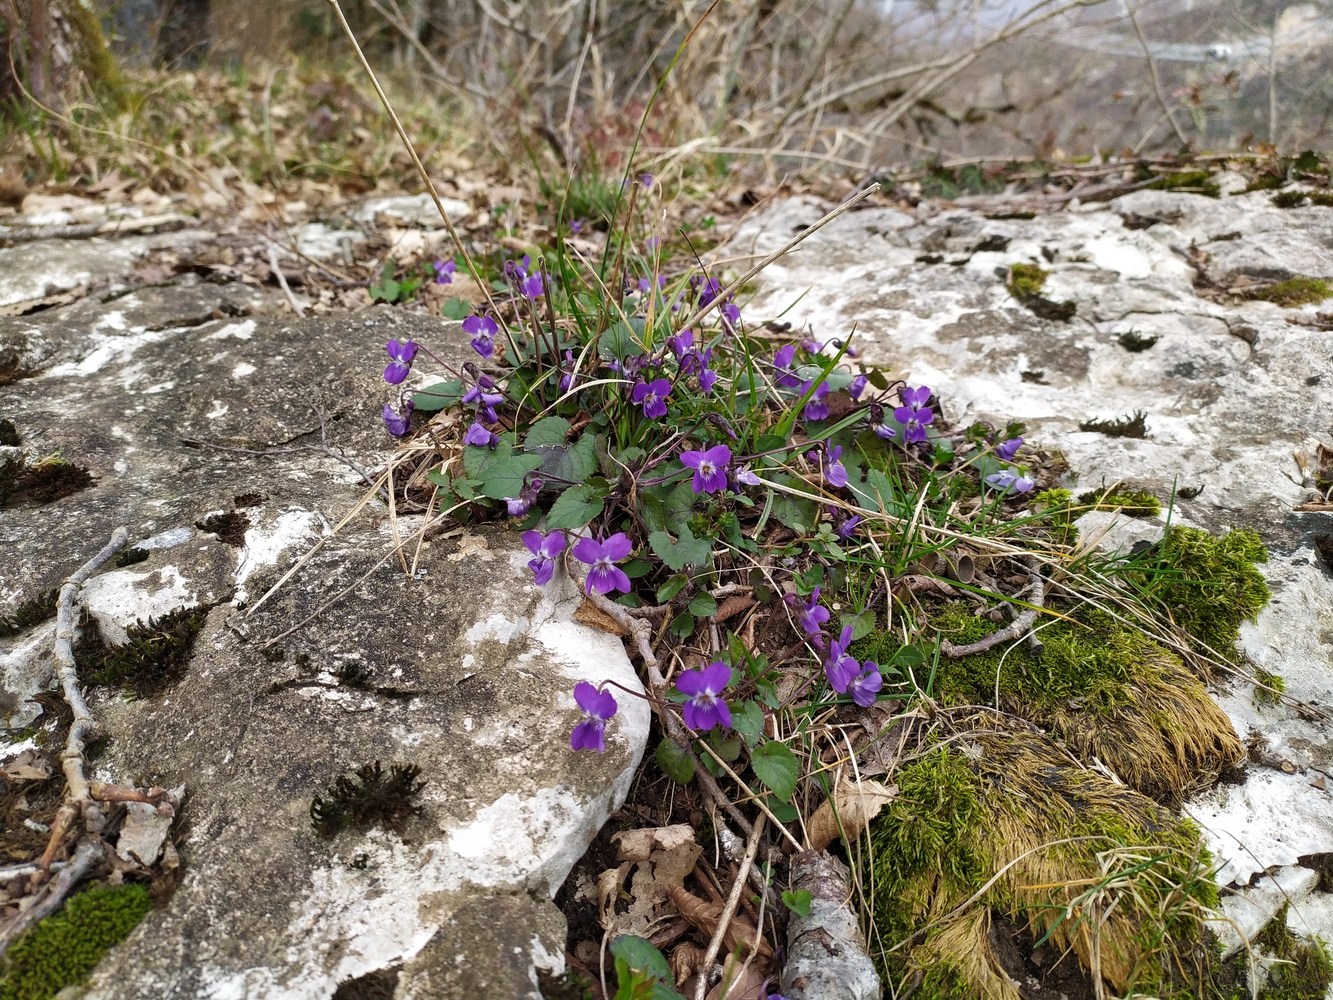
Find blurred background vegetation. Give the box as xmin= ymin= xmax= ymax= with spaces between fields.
xmin=1 ymin=0 xmax=1330 ymax=203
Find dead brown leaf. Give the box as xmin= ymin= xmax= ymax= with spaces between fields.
xmin=574 ymin=598 xmax=629 ymax=636
xmin=614 ymin=823 xmax=697 ymax=862
xmin=1 ymin=750 xmax=51 ymax=783
xmin=806 ymin=777 xmax=897 ymax=851
xmin=666 ymin=885 xmax=774 ymax=961
xmin=705 ymin=953 xmax=770 ymax=1000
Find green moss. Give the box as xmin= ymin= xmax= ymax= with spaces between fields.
xmin=1077 ymin=487 xmax=1162 ymax=518
xmin=1144 ymin=526 xmax=1270 ymax=661
xmin=1272 ymin=189 xmax=1333 ymax=209
xmin=0 ymin=883 xmax=152 ymax=1000
xmin=1253 ymin=668 xmax=1286 ymax=706
xmin=1146 ymin=171 xmax=1221 ymax=197
xmin=866 ymin=748 xmax=986 ymax=943
xmin=1006 ymin=263 xmax=1049 ymax=300
xmin=1254 ymin=906 xmax=1333 ymax=999
xmin=1032 ymin=488 xmax=1078 ymax=547
xmin=310 ymin=761 xmax=426 ymax=838
xmin=865 ymin=734 xmax=1221 ymax=998
xmin=76 ymin=605 xmax=210 ymax=698
xmin=1079 ymin=410 xmax=1149 ymax=438
xmin=1247 ymin=278 xmax=1332 ymax=308
xmin=0 ymin=589 xmax=58 ymax=639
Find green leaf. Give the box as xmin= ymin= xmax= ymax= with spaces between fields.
xmin=523 ymin=416 xmax=571 ymax=449
xmin=531 ymin=433 xmax=598 ymax=485
xmin=544 ymin=483 xmax=607 ymax=530
xmin=639 ymin=482 xmax=696 ymax=535
xmin=463 ymin=438 xmax=543 ymax=501
xmin=656 ymin=575 xmax=689 ymax=603
xmin=782 ymin=889 xmax=813 ymax=918
xmin=621 ymin=558 xmax=653 ymax=579
xmin=729 ymin=700 xmax=764 ymax=747
xmin=655 ymin=739 xmax=696 ymax=784
xmin=599 ymin=317 xmax=648 ymax=360
xmin=751 ymin=741 xmax=799 ymax=803
xmin=441 ymin=297 xmax=471 ymax=320
xmin=688 ymin=592 xmax=718 ymax=618
xmin=770 ymin=475 xmax=817 ymax=533
xmin=649 ymin=525 xmax=712 ymax=571
xmin=766 ymin=795 xmax=800 ymax=824
xmin=840 ymin=609 xmax=875 ymax=642
xmin=611 ymin=936 xmax=673 ymax=982
xmin=670 ymin=612 xmax=696 ymax=638
xmin=411 ymin=379 xmax=464 ymax=412
xmin=425 ymin=468 xmax=449 ymax=489
xmin=892 ymin=644 xmax=926 ymax=671
xmin=851 ymin=468 xmax=900 ymax=515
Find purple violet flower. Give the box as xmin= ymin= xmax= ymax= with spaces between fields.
xmin=570 ymin=681 xmax=618 ymax=752
xmin=822 ymin=444 xmax=848 ymax=488
xmin=900 ymin=385 xmax=932 ymax=410
xmin=383 ymin=339 xmax=418 ymax=385
xmin=720 ymin=300 xmax=741 ymax=332
xmin=793 ymin=587 xmax=829 ymax=637
xmin=985 ymin=468 xmax=1036 ymax=494
xmin=698 ymin=365 xmax=718 ymax=394
xmin=824 ymin=626 xmax=859 ymax=693
xmin=640 ymin=172 xmax=654 ymax=190
xmin=522 ymin=529 xmax=566 ymax=586
xmin=464 ymin=422 xmax=497 ymax=448
xmin=836 ymin=514 xmax=862 ymax=540
xmin=676 ymin=662 xmax=733 ymax=731
xmin=802 ymin=380 xmax=831 ymax=422
xmin=463 ymin=314 xmax=498 ymax=359
xmin=848 ymin=374 xmax=868 ymax=401
xmin=667 ymin=330 xmax=694 ymax=360
xmin=772 ymin=344 xmax=802 ymax=388
xmin=893 ymin=405 xmax=934 ymax=444
xmin=433 ymin=259 xmax=456 ymax=284
xmin=463 ymin=375 xmax=505 ymax=423
xmin=559 ymin=350 xmax=578 ymax=393
xmin=681 ymin=444 xmax=731 ymax=494
xmin=569 ymin=219 xmax=585 ymax=235
xmin=847 ymin=661 xmax=884 ymax=708
xmin=996 ymin=436 xmax=1024 ymax=462
xmin=382 ymin=400 xmax=413 ymax=437
xmin=735 ymin=466 xmax=761 ymax=487
xmin=572 ymin=533 xmax=634 ymax=596
xmin=631 ymin=378 xmax=672 ymax=420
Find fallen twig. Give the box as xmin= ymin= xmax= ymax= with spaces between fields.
xmin=780 ymin=850 xmax=881 ymax=1000
xmin=693 ymin=814 xmax=768 ymax=1000
xmin=266 ymin=239 xmax=307 ymax=317
xmin=0 ymin=213 xmax=194 ymax=247
xmin=938 ymin=556 xmax=1044 ymax=658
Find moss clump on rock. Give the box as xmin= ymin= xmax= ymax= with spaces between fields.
xmin=1251 ymin=906 xmax=1333 ymax=999
xmin=855 ymin=605 xmax=1243 ymax=804
xmin=1077 ymin=486 xmax=1162 ymax=518
xmin=1142 ymin=526 xmax=1270 ymax=663
xmin=1248 ymin=277 xmax=1332 ymax=308
xmin=1006 ymin=262 xmax=1049 ymax=299
xmin=865 ymin=733 xmax=1219 ymax=999
xmin=0 ymin=882 xmax=152 ymax=1000
xmin=76 ymin=606 xmax=210 ymax=698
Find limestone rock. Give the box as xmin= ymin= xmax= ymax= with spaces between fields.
xmin=2 ymin=289 xmax=649 ymax=997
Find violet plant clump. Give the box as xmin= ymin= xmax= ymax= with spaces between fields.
xmin=370 ymin=176 xmax=1052 ymax=801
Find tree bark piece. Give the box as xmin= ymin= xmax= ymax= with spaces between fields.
xmin=780 ymin=851 xmax=881 ymax=1000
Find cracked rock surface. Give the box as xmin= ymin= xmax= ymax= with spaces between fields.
xmin=1 ymin=225 xmax=648 ymax=998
